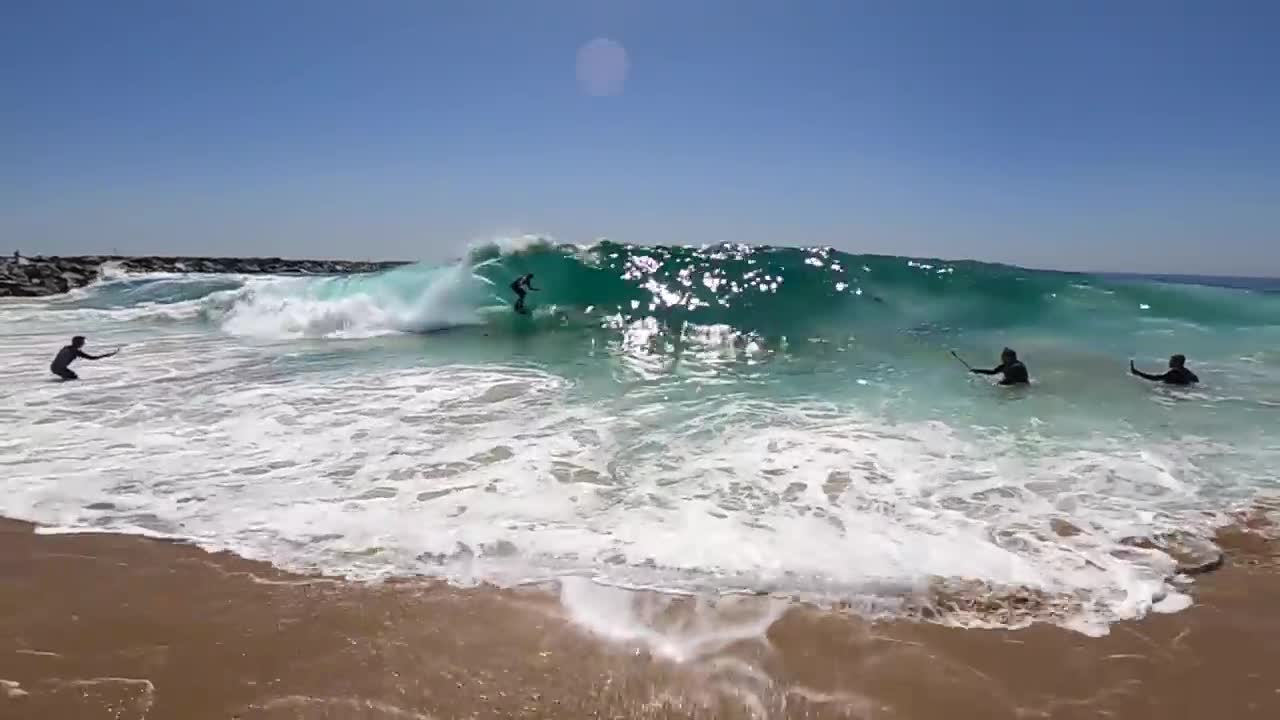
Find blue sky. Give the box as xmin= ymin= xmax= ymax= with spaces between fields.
xmin=3 ymin=1 xmax=1278 ymax=275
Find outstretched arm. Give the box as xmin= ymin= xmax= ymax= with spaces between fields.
xmin=1130 ymin=361 xmax=1164 ymax=382
xmin=79 ymin=350 xmax=118 ymax=361
xmin=971 ymin=364 xmax=1002 ymax=376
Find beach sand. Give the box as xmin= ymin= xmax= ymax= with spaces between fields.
xmin=2 ymin=517 xmax=1278 ymax=720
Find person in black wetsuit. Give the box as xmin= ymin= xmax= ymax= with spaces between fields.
xmin=971 ymin=347 xmax=1030 ymax=385
xmin=1131 ymin=354 xmax=1199 ymax=386
xmin=509 ymin=273 xmax=539 ymax=314
xmin=50 ymin=336 xmax=116 ymax=380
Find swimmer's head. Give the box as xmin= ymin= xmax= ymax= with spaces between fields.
xmin=1001 ymin=347 xmax=1017 ymax=362
xmin=1170 ymin=354 xmax=1186 ymax=368
xmin=71 ymin=336 xmax=86 ymax=348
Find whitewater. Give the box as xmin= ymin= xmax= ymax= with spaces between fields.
xmin=3 ymin=239 xmax=1279 ymax=635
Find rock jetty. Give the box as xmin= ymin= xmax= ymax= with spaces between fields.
xmin=0 ymin=255 xmax=409 ymax=298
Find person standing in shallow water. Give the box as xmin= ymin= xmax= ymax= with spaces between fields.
xmin=50 ymin=336 xmax=117 ymax=380
xmin=970 ymin=347 xmax=1030 ymax=386
xmin=1131 ymin=354 xmax=1199 ymax=386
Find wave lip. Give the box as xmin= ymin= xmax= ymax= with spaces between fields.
xmin=216 ymin=263 xmax=494 ymax=338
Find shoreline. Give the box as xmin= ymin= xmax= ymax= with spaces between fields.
xmin=0 ymin=255 xmax=409 ymax=298
xmin=3 ymin=518 xmax=1279 ymax=719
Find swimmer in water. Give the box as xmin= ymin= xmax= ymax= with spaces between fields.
xmin=970 ymin=347 xmax=1030 ymax=386
xmin=510 ymin=273 xmax=539 ymax=314
xmin=50 ymin=336 xmax=117 ymax=381
xmin=1131 ymin=354 xmax=1199 ymax=386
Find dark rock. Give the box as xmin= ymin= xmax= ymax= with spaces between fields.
xmin=0 ymin=280 xmax=44 ymax=297
xmin=1050 ymin=519 xmax=1083 ymax=537
xmin=1177 ymin=551 xmax=1225 ymax=576
xmin=1168 ymin=538 xmax=1226 ymax=576
xmin=1121 ymin=533 xmax=1226 ymax=576
xmin=3 ymin=255 xmax=409 ymax=296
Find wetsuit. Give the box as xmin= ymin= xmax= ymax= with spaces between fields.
xmin=510 ymin=278 xmax=528 ymax=313
xmin=50 ymin=345 xmax=90 ymax=380
xmin=972 ymin=360 xmax=1030 ymax=386
xmin=1133 ymin=366 xmax=1199 ymax=386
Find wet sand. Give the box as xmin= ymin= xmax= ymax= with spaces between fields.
xmin=2 ymin=518 xmax=1278 ymax=720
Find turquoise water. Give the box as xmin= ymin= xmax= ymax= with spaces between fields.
xmin=2 ymin=239 xmax=1278 ymax=633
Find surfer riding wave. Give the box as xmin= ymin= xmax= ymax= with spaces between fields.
xmin=510 ymin=273 xmax=539 ymax=314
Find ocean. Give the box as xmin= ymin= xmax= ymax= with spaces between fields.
xmin=2 ymin=238 xmax=1278 ymax=636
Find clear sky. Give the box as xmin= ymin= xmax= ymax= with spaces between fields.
xmin=3 ymin=1 xmax=1278 ymax=275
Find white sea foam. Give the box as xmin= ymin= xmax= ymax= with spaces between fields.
xmin=559 ymin=577 xmax=788 ymax=663
xmin=206 ymin=234 xmax=584 ymax=340
xmin=215 ymin=269 xmax=477 ymax=338
xmin=0 ymin=341 xmax=1240 ymax=633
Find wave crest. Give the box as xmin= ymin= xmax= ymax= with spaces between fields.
xmin=57 ymin=240 xmax=1280 ymax=340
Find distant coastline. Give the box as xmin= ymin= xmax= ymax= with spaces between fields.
xmin=0 ymin=255 xmax=410 ymax=298
xmin=1095 ymin=271 xmax=1280 ymax=293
